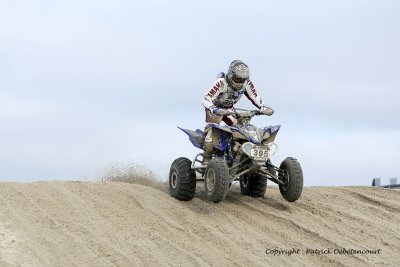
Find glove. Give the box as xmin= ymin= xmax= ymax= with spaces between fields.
xmin=260 ymin=107 xmax=274 ymax=116
xmin=212 ymin=108 xmax=233 ymax=116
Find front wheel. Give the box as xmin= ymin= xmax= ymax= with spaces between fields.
xmin=169 ymin=157 xmax=197 ymax=201
xmin=204 ymin=158 xmax=230 ymax=203
xmin=279 ymin=157 xmax=303 ymax=202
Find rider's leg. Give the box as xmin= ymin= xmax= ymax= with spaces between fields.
xmin=222 ymin=115 xmax=237 ymax=126
xmin=203 ymin=109 xmax=222 ymax=163
xmin=203 ymin=125 xmax=213 ymax=164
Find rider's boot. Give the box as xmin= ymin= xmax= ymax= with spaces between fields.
xmin=203 ymin=126 xmax=213 ymax=164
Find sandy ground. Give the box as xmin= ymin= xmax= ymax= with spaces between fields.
xmin=0 ymin=181 xmax=399 ymax=266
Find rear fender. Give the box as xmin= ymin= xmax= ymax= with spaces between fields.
xmin=178 ymin=127 xmax=205 ymax=149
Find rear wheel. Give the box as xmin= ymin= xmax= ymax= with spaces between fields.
xmin=240 ymin=159 xmax=273 ymax=197
xmin=240 ymin=173 xmax=267 ymax=197
xmin=169 ymin=157 xmax=196 ymax=201
xmin=279 ymin=157 xmax=303 ymax=202
xmin=204 ymin=158 xmax=230 ymax=203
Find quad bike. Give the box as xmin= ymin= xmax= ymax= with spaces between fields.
xmin=169 ymin=108 xmax=303 ymax=203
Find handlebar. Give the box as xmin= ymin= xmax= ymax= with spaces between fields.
xmin=231 ymin=109 xmax=261 ymax=120
xmin=213 ymin=107 xmax=274 ymax=118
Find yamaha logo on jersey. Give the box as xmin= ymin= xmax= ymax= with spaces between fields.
xmin=207 ymin=81 xmax=222 ymax=97
xmin=248 ymin=81 xmax=257 ymax=97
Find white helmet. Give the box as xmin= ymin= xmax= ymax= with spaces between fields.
xmin=226 ymin=60 xmax=249 ymax=91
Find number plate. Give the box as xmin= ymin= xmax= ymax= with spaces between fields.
xmin=251 ymin=146 xmax=269 ymax=161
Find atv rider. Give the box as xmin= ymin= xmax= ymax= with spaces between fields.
xmin=202 ymin=60 xmax=274 ymax=163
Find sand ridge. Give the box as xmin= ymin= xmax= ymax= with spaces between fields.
xmin=0 ymin=181 xmax=399 ymax=266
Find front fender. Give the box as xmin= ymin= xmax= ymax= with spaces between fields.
xmin=209 ymin=125 xmax=231 ymax=151
xmin=262 ymin=125 xmax=281 ymax=143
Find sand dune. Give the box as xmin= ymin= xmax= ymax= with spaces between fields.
xmin=0 ymin=181 xmax=399 ymax=266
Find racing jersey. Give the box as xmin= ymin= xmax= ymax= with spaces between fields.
xmin=202 ymin=78 xmax=267 ymax=112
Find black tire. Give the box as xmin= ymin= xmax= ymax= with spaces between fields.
xmin=240 ymin=173 xmax=267 ymax=197
xmin=204 ymin=158 xmax=230 ymax=203
xmin=279 ymin=157 xmax=303 ymax=202
xmin=240 ymin=159 xmax=273 ymax=197
xmin=169 ymin=157 xmax=196 ymax=201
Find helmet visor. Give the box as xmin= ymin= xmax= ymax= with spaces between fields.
xmin=232 ymin=76 xmax=246 ymax=84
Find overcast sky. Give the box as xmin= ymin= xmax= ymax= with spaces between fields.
xmin=1 ymin=0 xmax=399 ymax=186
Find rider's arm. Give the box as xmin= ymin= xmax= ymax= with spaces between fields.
xmin=243 ymin=80 xmax=266 ymax=109
xmin=244 ymin=80 xmax=274 ymax=115
xmin=202 ymin=78 xmax=226 ymax=113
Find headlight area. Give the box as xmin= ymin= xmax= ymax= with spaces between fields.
xmin=240 ymin=142 xmax=279 ymax=160
xmin=267 ymin=142 xmax=278 ymax=158
xmin=241 ymin=142 xmax=255 ymax=157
